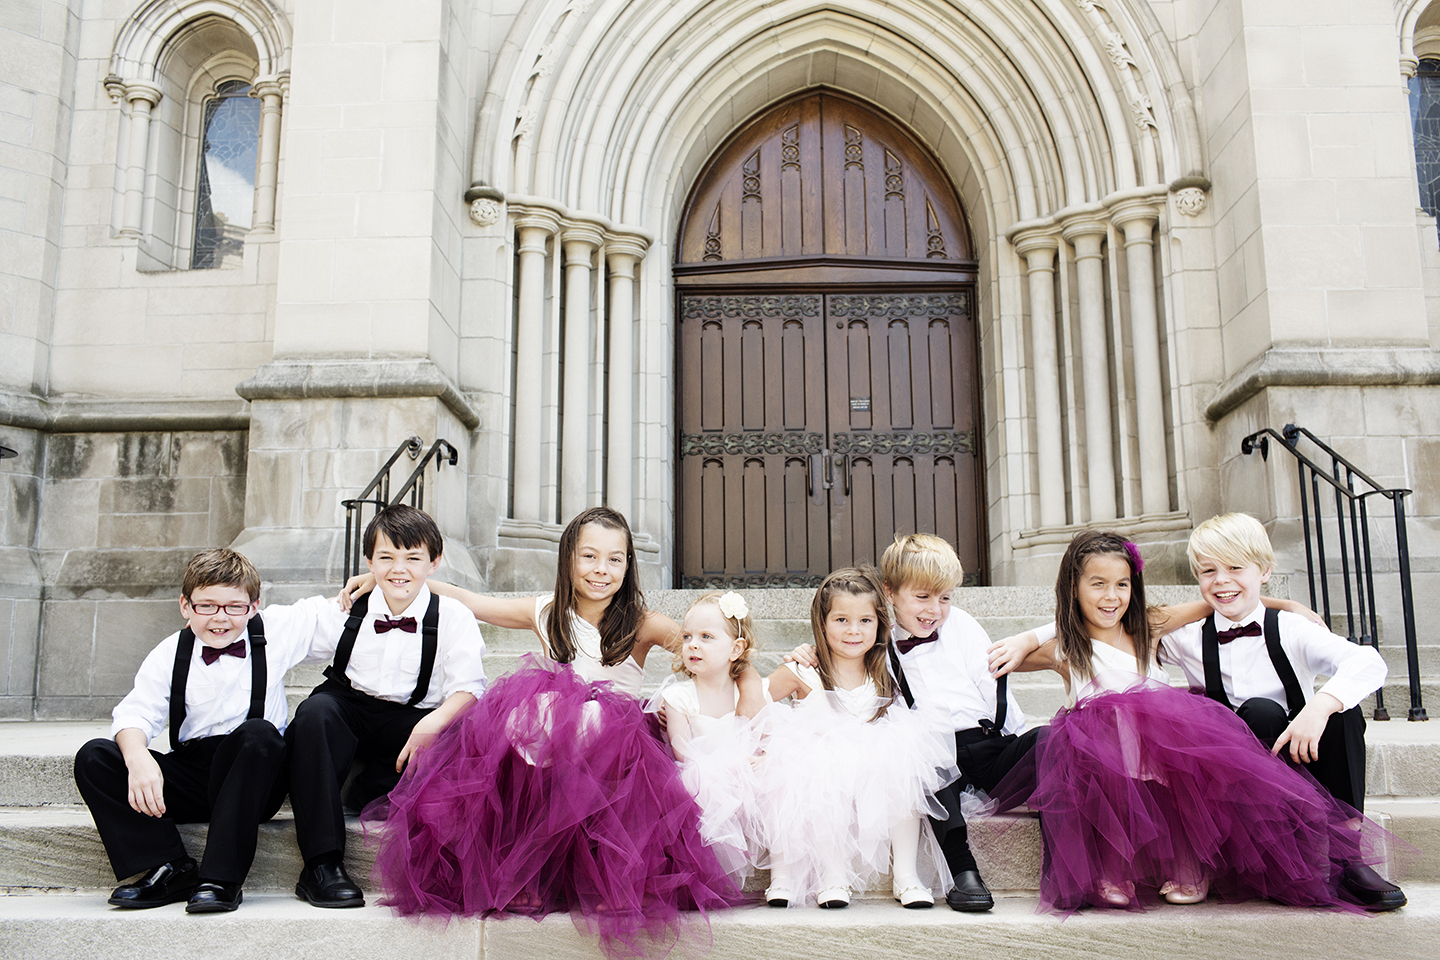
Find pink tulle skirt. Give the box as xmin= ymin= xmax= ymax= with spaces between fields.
xmin=988 ymin=679 xmax=1386 ymax=913
xmin=363 ymin=656 xmax=742 ymax=956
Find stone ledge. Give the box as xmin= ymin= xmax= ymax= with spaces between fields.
xmin=0 ymin=393 xmax=251 ymax=432
xmin=236 ymin=360 xmax=480 ymax=430
xmin=1206 ymin=347 xmax=1440 ymax=423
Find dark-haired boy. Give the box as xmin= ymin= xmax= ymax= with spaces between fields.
xmin=74 ymin=549 xmax=333 ymax=913
xmin=287 ymin=504 xmax=485 ymax=907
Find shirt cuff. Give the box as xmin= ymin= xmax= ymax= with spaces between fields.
xmin=445 ymin=679 xmax=487 ymax=700
xmin=1316 ymin=676 xmax=1374 ymax=713
xmin=110 ymin=716 xmax=160 ymax=742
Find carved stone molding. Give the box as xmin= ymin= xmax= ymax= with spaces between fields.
xmin=1172 ymin=186 xmax=1207 ymax=217
xmin=682 ymin=573 xmax=824 ymax=589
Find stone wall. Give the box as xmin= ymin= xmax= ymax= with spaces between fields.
xmin=32 ymin=429 xmax=247 ymax=719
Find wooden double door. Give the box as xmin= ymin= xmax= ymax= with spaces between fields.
xmin=678 ymin=288 xmax=981 ymax=587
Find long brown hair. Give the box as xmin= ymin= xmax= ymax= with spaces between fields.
xmin=810 ymin=567 xmax=894 ymax=720
xmin=1055 ymin=530 xmax=1154 ymax=682
xmin=545 ymin=507 xmax=646 ymax=667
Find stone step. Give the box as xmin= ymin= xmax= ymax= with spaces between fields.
xmin=5 ymin=718 xmax=1439 ymax=807
xmin=0 ymin=887 xmax=1436 ymax=960
xmin=1 ymin=797 xmax=1435 ymax=895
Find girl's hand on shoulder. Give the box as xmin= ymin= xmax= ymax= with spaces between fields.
xmin=783 ymin=643 xmax=818 ymax=668
xmin=337 ymin=573 xmax=376 ymax=611
xmin=987 ymin=632 xmax=1039 ymax=676
xmin=1273 ymin=597 xmax=1326 ymax=627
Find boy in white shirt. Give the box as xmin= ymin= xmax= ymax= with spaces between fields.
xmin=287 ymin=504 xmax=486 ymax=908
xmin=74 ymin=549 xmax=333 ymax=913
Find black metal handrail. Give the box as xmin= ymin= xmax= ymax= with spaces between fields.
xmin=1241 ymin=424 xmax=1427 ymax=720
xmin=341 ymin=437 xmax=421 ymax=581
xmin=390 ymin=438 xmax=458 ymax=510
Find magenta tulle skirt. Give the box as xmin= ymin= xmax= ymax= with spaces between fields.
xmin=363 ymin=657 xmax=742 ymax=956
xmin=987 ymin=679 xmax=1387 ymax=913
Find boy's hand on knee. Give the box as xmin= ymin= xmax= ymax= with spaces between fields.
xmin=126 ymin=752 xmax=166 ymax=817
xmin=1271 ymin=693 xmax=1341 ymax=764
xmin=783 ymin=643 xmax=818 ymax=668
xmin=396 ymin=712 xmax=447 ymax=772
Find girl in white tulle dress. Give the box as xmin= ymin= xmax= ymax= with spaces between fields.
xmin=759 ymin=568 xmax=957 ymax=909
xmin=650 ymin=591 xmax=768 ymax=885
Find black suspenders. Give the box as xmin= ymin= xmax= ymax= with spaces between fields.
xmin=323 ymin=591 xmax=442 ymax=707
xmin=888 ymin=639 xmax=1008 ymax=735
xmin=1201 ymin=607 xmax=1305 ymax=716
xmin=169 ymin=614 xmax=268 ymax=751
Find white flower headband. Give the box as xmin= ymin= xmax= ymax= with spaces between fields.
xmin=716 ymin=591 xmax=750 ymax=622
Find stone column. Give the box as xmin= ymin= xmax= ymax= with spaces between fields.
xmin=1111 ymin=200 xmax=1169 ymax=515
xmin=560 ymin=225 xmax=602 ymax=521
xmin=511 ymin=210 xmax=560 ymax=522
xmin=605 ymin=238 xmax=646 ymax=518
xmin=1062 ymin=217 xmax=1116 ymax=522
xmin=118 ymin=81 xmax=162 ymax=239
xmin=1013 ymin=231 xmax=1066 ymax=527
xmin=250 ymin=74 xmax=286 ymax=233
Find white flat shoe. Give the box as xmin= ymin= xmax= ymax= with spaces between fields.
xmin=816 ymin=886 xmax=850 ymax=909
xmin=764 ymin=885 xmax=793 ymax=908
xmin=893 ymin=880 xmax=934 ymax=909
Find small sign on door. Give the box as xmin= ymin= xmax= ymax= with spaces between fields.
xmin=850 ymin=396 xmax=871 ymax=412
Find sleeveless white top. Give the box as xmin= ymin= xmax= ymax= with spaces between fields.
xmin=534 ymin=596 xmax=645 ymax=697
xmin=1068 ymin=639 xmax=1169 ymax=704
xmin=782 ymin=662 xmax=883 ymax=721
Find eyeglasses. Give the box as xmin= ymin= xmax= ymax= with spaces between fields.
xmin=187 ymin=601 xmax=254 ymax=616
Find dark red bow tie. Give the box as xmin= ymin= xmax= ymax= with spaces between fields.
xmin=375 ymin=616 xmax=417 ymax=634
xmin=200 ymin=639 xmax=247 ymax=665
xmin=1216 ymin=622 xmax=1263 ymax=644
xmin=895 ymin=632 xmax=938 ymax=655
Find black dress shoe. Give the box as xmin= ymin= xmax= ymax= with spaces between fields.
xmin=1339 ymin=864 xmax=1407 ymax=912
xmin=186 ymin=881 xmax=243 ymax=913
xmin=295 ymin=862 xmax=365 ymax=908
xmin=108 ymin=858 xmax=199 ymax=909
xmin=944 ymin=869 xmax=995 ymax=912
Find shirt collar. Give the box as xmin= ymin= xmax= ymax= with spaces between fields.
xmin=371 ymin=583 xmax=431 ymax=621
xmin=1216 ymin=603 xmax=1263 ymax=632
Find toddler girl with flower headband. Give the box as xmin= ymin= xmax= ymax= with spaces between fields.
xmin=651 ymin=591 xmax=769 ymax=886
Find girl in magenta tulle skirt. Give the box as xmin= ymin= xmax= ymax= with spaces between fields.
xmin=987 ymin=531 xmax=1389 ymax=913
xmin=359 ymin=508 xmax=761 ymax=956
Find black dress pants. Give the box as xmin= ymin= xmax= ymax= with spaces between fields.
xmin=73 ymin=718 xmax=288 ymax=884
xmin=1235 ymin=697 xmax=1367 ymax=811
xmin=285 ymin=679 xmax=432 ymax=861
xmin=931 ymin=726 xmax=1043 ymax=874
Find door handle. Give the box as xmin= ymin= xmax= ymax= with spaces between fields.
xmin=834 ymin=453 xmax=850 ymax=498
xmin=808 ymin=453 xmax=828 ymax=504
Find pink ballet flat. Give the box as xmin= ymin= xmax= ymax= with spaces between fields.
xmin=1094 ymin=880 xmax=1133 ymax=907
xmin=1160 ymin=879 xmax=1209 ymax=904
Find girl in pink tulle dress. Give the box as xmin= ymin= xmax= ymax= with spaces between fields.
xmin=362 ymin=508 xmax=748 ymax=956
xmin=988 ymin=530 xmax=1388 ymax=913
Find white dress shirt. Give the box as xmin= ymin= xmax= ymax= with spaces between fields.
xmin=890 ymin=607 xmax=1026 ymax=735
xmin=111 ymin=596 xmax=335 ymax=744
xmin=308 ymin=585 xmax=487 ymax=707
xmin=1158 ymin=605 xmax=1386 ymax=712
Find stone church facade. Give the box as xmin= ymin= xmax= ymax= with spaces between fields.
xmin=3 ymin=0 xmax=1440 ymax=718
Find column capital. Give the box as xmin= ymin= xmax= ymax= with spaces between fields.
xmin=1012 ymin=227 xmax=1059 ymax=265
xmin=512 ymin=206 xmax=561 ymax=238
xmin=102 ymin=74 xmax=126 ymax=104
xmin=122 ymin=80 xmax=163 ymax=107
xmin=561 ymin=222 xmax=605 ymax=255
xmin=251 ymin=75 xmax=286 ymax=103
xmin=606 ymin=232 xmax=649 ymax=264
xmin=1109 ymin=197 xmax=1160 ymax=234
xmin=1060 ymin=214 xmax=1108 ymax=243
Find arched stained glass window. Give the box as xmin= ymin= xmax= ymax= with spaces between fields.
xmin=191 ymin=79 xmax=259 ymax=269
xmin=1409 ymin=59 xmax=1440 ymax=233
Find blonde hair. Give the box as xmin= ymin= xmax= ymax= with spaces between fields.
xmin=674 ymin=591 xmax=756 ymax=681
xmin=879 ymin=533 xmax=963 ymax=594
xmin=1188 ymin=513 xmax=1276 ymax=575
xmin=182 ymin=548 xmax=261 ymax=601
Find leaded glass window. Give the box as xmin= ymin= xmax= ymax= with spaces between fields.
xmin=191 ymin=80 xmax=259 ymax=269
xmin=1410 ymin=60 xmax=1440 ymax=234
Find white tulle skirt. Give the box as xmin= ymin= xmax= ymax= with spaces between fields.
xmin=754 ymin=692 xmax=958 ymax=904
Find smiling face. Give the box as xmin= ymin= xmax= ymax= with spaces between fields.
xmin=1194 ymin=554 xmax=1271 ymax=622
xmin=570 ymin=522 xmax=629 ymax=606
xmin=680 ymin=603 xmax=743 ymax=680
xmin=884 ymin=581 xmax=952 ymax=638
xmin=180 ymin=584 xmax=256 ymax=649
xmin=366 ymin=531 xmax=441 ymax=615
xmin=1076 ymin=553 xmax=1132 ymax=640
xmin=822 ymin=592 xmax=880 ymax=663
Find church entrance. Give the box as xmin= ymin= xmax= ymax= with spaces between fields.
xmin=674 ymin=92 xmax=982 ymax=587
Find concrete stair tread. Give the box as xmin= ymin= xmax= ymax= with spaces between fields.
xmin=0 ymin=887 xmax=1437 ymax=960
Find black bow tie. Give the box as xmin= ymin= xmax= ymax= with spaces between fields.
xmin=375 ymin=616 xmax=417 ymax=634
xmin=200 ymin=639 xmax=247 ymax=665
xmin=895 ymin=632 xmax=938 ymax=655
xmin=1216 ymin=622 xmax=1263 ymax=644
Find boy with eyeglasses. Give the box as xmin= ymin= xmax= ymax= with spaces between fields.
xmin=73 ymin=548 xmax=335 ymax=913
